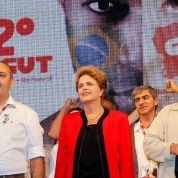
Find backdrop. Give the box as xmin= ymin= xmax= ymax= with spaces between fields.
xmin=0 ymin=0 xmax=178 ymax=149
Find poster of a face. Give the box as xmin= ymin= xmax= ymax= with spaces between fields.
xmin=142 ymin=0 xmax=178 ymax=110
xmin=60 ymin=0 xmax=143 ymax=113
xmin=1 ymin=0 xmax=178 ymax=125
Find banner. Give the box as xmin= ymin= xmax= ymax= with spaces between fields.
xmin=0 ymin=0 xmax=77 ymax=121
xmin=142 ymin=0 xmax=178 ymax=109
xmin=63 ymin=0 xmax=143 ymax=113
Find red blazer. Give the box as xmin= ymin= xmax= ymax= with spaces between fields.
xmin=55 ymin=109 xmax=135 ymax=178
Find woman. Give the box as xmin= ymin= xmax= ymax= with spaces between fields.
xmin=55 ymin=66 xmax=135 ymax=178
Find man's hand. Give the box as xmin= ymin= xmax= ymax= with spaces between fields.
xmin=62 ymin=98 xmax=79 ymax=113
xmin=170 ymin=143 xmax=178 ymax=155
xmin=166 ymin=79 xmax=178 ymax=93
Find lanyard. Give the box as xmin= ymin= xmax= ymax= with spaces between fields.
xmin=0 ymin=104 xmax=9 ymax=116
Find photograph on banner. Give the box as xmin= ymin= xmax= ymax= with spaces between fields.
xmin=0 ymin=0 xmax=77 ymax=123
xmin=59 ymin=0 xmax=143 ymax=113
xmin=142 ymin=0 xmax=178 ymax=110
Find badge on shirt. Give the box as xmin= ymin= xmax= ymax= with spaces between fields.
xmin=2 ymin=114 xmax=10 ymax=124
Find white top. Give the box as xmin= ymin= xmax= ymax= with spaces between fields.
xmin=48 ymin=143 xmax=58 ymax=178
xmin=134 ymin=121 xmax=158 ymax=178
xmin=0 ymin=96 xmax=45 ymax=175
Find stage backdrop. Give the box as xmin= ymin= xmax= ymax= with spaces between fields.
xmin=0 ymin=0 xmax=77 ymax=122
xmin=142 ymin=0 xmax=178 ymax=110
xmin=1 ymin=0 xmax=178 ymax=166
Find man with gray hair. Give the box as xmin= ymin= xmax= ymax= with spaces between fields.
xmin=131 ymin=85 xmax=158 ymax=178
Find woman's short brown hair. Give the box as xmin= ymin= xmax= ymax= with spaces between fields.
xmin=75 ymin=65 xmax=107 ymax=95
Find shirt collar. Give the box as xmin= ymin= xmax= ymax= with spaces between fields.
xmin=134 ymin=120 xmax=141 ymax=133
xmin=5 ymin=96 xmax=16 ymax=109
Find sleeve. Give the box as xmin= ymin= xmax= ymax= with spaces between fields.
xmin=119 ymin=113 xmax=135 ymax=178
xmin=54 ymin=116 xmax=68 ymax=178
xmin=26 ymin=108 xmax=45 ymax=160
xmin=143 ymin=106 xmax=174 ymax=162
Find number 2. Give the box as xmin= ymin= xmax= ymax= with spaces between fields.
xmin=0 ymin=19 xmax=14 ymax=56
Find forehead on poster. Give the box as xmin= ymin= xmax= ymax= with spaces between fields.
xmin=58 ymin=0 xmax=142 ymax=113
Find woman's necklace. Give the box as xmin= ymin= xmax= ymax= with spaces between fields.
xmin=86 ymin=109 xmax=104 ymax=125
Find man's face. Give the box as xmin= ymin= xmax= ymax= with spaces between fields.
xmin=61 ymin=0 xmax=142 ymax=112
xmin=134 ymin=89 xmax=158 ymax=116
xmin=0 ymin=63 xmax=14 ymax=99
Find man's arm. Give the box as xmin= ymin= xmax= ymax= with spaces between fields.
xmin=30 ymin=156 xmax=45 ymax=178
xmin=48 ymin=98 xmax=79 ymax=139
xmin=166 ymin=80 xmax=178 ymax=156
xmin=144 ymin=105 xmax=175 ymax=162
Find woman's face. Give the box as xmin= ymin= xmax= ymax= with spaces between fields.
xmin=77 ymin=74 xmax=103 ymax=104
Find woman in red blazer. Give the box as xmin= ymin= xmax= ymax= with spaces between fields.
xmin=55 ymin=65 xmax=135 ymax=178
